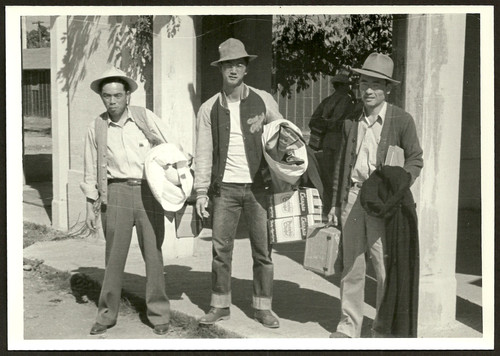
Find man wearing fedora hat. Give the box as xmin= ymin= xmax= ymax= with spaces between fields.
xmin=81 ymin=66 xmax=172 ymax=336
xmin=194 ymin=38 xmax=283 ymax=328
xmin=327 ymin=53 xmax=423 ymax=338
xmin=308 ymin=70 xmax=356 ymax=212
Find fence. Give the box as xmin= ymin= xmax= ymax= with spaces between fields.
xmin=22 ymin=69 xmax=51 ymax=117
xmin=273 ymin=74 xmax=335 ymax=135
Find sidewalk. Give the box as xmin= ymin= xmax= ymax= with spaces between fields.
xmin=22 ymin=183 xmax=483 ymax=339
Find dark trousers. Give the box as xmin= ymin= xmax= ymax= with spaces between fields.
xmin=321 ymin=148 xmax=337 ymax=212
xmin=97 ymin=181 xmax=170 ymax=326
xmin=210 ymin=182 xmax=274 ymax=310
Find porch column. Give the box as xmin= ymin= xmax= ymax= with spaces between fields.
xmin=50 ymin=16 xmax=69 ymax=231
xmin=153 ymin=15 xmax=201 ymax=258
xmin=399 ymin=14 xmax=467 ymax=334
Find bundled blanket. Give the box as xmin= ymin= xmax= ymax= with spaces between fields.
xmin=360 ymin=166 xmax=420 ymax=337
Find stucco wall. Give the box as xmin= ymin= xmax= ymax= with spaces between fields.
xmin=61 ymin=15 xmax=148 ymax=226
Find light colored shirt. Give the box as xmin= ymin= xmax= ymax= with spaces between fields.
xmin=81 ymin=107 xmax=168 ymax=200
xmin=222 ymin=100 xmax=253 ymax=183
xmin=351 ymin=102 xmax=387 ymax=184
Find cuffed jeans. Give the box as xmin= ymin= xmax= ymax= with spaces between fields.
xmin=336 ymin=186 xmax=386 ymax=338
xmin=97 ymin=181 xmax=170 ymax=326
xmin=210 ymin=182 xmax=274 ymax=310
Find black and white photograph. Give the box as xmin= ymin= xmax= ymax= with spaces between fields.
xmin=6 ymin=4 xmax=494 ymax=351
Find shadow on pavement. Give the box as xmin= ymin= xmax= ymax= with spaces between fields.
xmin=456 ymin=295 xmax=483 ymax=333
xmin=23 ymin=154 xmax=53 ymax=222
xmin=70 ymin=263 xmax=373 ymax=336
xmin=70 ymin=267 xmax=153 ymax=328
xmin=273 ymin=240 xmax=377 ymax=337
xmin=24 ymin=154 xmax=52 ymax=182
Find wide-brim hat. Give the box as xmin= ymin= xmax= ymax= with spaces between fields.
xmin=210 ymin=38 xmax=257 ymax=67
xmin=90 ymin=66 xmax=139 ymax=94
xmin=145 ymin=143 xmax=194 ymax=212
xmin=351 ymin=53 xmax=400 ymax=84
xmin=331 ymin=74 xmax=350 ymax=84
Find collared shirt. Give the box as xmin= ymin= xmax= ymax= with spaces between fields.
xmin=81 ymin=107 xmax=166 ymax=200
xmin=222 ymin=100 xmax=253 ymax=183
xmin=351 ymin=102 xmax=387 ymax=184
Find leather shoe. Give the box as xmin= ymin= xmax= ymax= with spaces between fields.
xmin=254 ymin=310 xmax=280 ymax=328
xmin=199 ymin=307 xmax=230 ymax=325
xmin=283 ymin=151 xmax=305 ymax=165
xmin=153 ymin=323 xmax=170 ymax=335
xmin=90 ymin=322 xmax=109 ymax=335
xmin=329 ymin=331 xmax=351 ymax=338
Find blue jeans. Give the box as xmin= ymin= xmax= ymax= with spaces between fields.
xmin=210 ymin=182 xmax=274 ymax=310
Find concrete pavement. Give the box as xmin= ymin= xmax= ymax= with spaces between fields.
xmin=22 ymin=182 xmax=483 ymax=339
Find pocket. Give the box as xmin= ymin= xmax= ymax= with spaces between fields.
xmin=138 ymin=138 xmax=151 ymax=154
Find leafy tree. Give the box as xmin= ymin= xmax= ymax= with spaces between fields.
xmin=272 ymin=14 xmax=392 ymax=97
xmin=27 ymin=24 xmax=50 ymax=48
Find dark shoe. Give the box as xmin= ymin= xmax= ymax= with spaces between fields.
xmin=329 ymin=331 xmax=351 ymax=338
xmin=153 ymin=323 xmax=170 ymax=335
xmin=254 ymin=310 xmax=280 ymax=328
xmin=283 ymin=151 xmax=305 ymax=165
xmin=199 ymin=307 xmax=230 ymax=325
xmin=90 ymin=322 xmax=109 ymax=335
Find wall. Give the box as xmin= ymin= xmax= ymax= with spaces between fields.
xmin=53 ymin=15 xmax=148 ymax=228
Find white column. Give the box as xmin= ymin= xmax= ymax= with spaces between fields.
xmin=50 ymin=16 xmax=69 ymax=231
xmin=153 ymin=15 xmax=200 ymax=258
xmin=404 ymin=14 xmax=467 ymax=334
xmin=21 ymin=16 xmax=27 ymax=49
xmin=153 ymin=15 xmax=199 ymax=156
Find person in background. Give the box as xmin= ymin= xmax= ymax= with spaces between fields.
xmin=308 ymin=72 xmax=355 ymax=212
xmin=194 ymin=38 xmax=283 ymax=328
xmin=328 ymin=53 xmax=423 ymax=338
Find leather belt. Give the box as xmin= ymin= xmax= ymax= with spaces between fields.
xmin=108 ymin=178 xmax=145 ymax=186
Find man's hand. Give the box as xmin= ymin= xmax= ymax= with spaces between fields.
xmin=85 ymin=199 xmax=98 ymax=232
xmin=196 ymin=196 xmax=210 ymax=219
xmin=327 ymin=206 xmax=341 ymax=227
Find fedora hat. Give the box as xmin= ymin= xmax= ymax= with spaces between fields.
xmin=90 ymin=66 xmax=139 ymax=94
xmin=145 ymin=143 xmax=194 ymax=212
xmin=210 ymin=38 xmax=257 ymax=67
xmin=351 ymin=53 xmax=400 ymax=84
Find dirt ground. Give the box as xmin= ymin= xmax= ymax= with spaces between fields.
xmin=23 ymin=261 xmax=232 ymax=340
xmin=23 ymin=116 xmax=52 ymax=155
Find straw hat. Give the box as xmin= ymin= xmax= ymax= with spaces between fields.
xmin=90 ymin=66 xmax=139 ymax=94
xmin=144 ymin=143 xmax=193 ymax=212
xmin=210 ymin=38 xmax=257 ymax=67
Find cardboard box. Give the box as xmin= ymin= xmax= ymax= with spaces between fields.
xmin=303 ymin=224 xmax=342 ymax=276
xmin=175 ymin=204 xmax=201 ymax=238
xmin=268 ymin=188 xmax=322 ymax=219
xmin=268 ymin=214 xmax=326 ymax=244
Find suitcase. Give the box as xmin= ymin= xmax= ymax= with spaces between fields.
xmin=303 ymin=224 xmax=342 ymax=276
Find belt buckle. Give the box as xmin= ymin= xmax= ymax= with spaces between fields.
xmin=127 ymin=179 xmax=142 ymax=186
